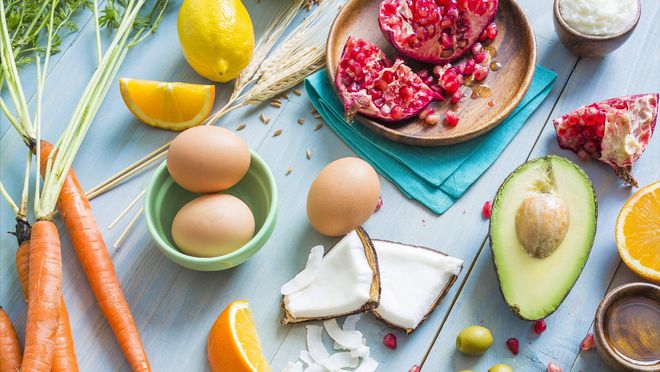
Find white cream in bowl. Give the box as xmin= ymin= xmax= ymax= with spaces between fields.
xmin=559 ymin=0 xmax=638 ymax=36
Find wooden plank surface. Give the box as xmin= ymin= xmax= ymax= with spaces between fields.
xmin=0 ymin=0 xmax=658 ymax=371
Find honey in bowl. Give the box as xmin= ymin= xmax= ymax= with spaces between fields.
xmin=604 ymin=295 xmax=660 ymax=365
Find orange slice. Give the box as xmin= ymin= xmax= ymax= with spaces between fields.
xmin=616 ymin=181 xmax=660 ymax=282
xmin=119 ymin=78 xmax=215 ymax=131
xmin=208 ymin=300 xmax=270 ymax=372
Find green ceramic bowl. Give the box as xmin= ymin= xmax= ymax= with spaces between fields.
xmin=144 ymin=151 xmax=278 ymax=271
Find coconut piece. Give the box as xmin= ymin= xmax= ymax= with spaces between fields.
xmin=282 ymin=227 xmax=380 ymax=323
xmin=342 ymin=314 xmax=361 ymax=331
xmin=354 ymin=357 xmax=379 ymax=372
xmin=371 ymin=240 xmax=463 ymax=333
xmin=299 ymin=350 xmax=313 ymax=366
xmin=281 ymin=246 xmax=325 ymax=295
xmin=350 ymin=345 xmax=370 ymax=359
xmin=324 ymin=352 xmax=359 ymax=370
xmin=306 ymin=325 xmax=329 ymax=365
xmin=303 ymin=365 xmax=324 ymax=372
xmin=323 ymin=319 xmax=363 ymax=349
xmin=283 ymin=361 xmax=304 ymax=372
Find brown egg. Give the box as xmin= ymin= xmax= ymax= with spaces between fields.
xmin=306 ymin=157 xmax=380 ymax=236
xmin=167 ymin=126 xmax=250 ymax=193
xmin=171 ymin=194 xmax=255 ymax=257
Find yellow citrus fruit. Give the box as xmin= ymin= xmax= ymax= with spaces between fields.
xmin=616 ymin=181 xmax=660 ymax=282
xmin=119 ymin=78 xmax=215 ymax=131
xmin=208 ymin=300 xmax=270 ymax=372
xmin=177 ymin=0 xmax=254 ymax=82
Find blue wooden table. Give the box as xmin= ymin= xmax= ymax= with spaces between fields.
xmin=1 ymin=1 xmax=658 ymax=371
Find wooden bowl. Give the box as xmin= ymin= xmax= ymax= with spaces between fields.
xmin=553 ymin=0 xmax=641 ymax=58
xmin=326 ymin=0 xmax=536 ymax=146
xmin=593 ymin=282 xmax=660 ymax=371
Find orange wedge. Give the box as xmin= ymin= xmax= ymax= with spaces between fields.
xmin=119 ymin=78 xmax=215 ymax=131
xmin=616 ymin=181 xmax=660 ymax=282
xmin=208 ymin=300 xmax=270 ymax=372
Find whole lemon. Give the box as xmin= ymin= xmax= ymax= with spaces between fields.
xmin=177 ymin=0 xmax=254 ymax=82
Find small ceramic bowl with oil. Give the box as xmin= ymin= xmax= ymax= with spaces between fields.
xmin=594 ymin=282 xmax=660 ymax=371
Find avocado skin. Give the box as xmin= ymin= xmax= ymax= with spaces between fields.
xmin=488 ymin=155 xmax=598 ymax=320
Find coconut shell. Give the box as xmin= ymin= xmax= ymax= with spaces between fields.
xmin=281 ymin=226 xmax=381 ymax=324
xmin=370 ymin=240 xmax=462 ymax=334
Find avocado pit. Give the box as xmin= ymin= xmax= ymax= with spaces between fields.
xmin=515 ymin=192 xmax=569 ymax=258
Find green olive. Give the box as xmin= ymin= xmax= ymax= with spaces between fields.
xmin=455 ymin=325 xmax=493 ymax=355
xmin=488 ymin=364 xmax=513 ymax=372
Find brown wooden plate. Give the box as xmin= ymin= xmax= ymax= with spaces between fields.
xmin=326 ymin=0 xmax=537 ymax=146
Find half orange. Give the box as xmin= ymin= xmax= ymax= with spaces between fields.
xmin=208 ymin=300 xmax=270 ymax=372
xmin=119 ymin=78 xmax=215 ymax=131
xmin=616 ymin=181 xmax=660 ymax=282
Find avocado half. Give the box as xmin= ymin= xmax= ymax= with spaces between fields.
xmin=489 ymin=155 xmax=597 ymax=320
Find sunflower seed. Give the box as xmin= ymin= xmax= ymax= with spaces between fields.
xmin=314 ymin=124 xmax=323 ymax=131
xmin=293 ymin=89 xmax=302 ymax=96
xmin=286 ymin=166 xmax=293 ymax=175
xmin=297 ymin=118 xmax=305 ymax=125
xmin=273 ymin=129 xmax=283 ymax=137
xmin=236 ymin=124 xmax=246 ymax=131
xmin=260 ymin=114 xmax=270 ymax=124
xmin=306 ymin=149 xmax=312 ymax=159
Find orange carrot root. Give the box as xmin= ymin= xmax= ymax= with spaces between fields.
xmin=0 ymin=306 xmax=22 ymax=372
xmin=16 ymin=240 xmax=79 ymax=372
xmin=22 ymin=220 xmax=62 ymax=372
xmin=39 ymin=141 xmax=149 ymax=371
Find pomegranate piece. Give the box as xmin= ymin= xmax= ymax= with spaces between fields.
xmin=553 ymin=93 xmax=658 ymax=186
xmin=383 ymin=332 xmax=397 ymax=349
xmin=450 ymin=90 xmax=464 ymax=104
xmin=580 ymin=333 xmax=594 ymax=351
xmin=335 ymin=37 xmax=442 ymax=122
xmin=533 ymin=319 xmax=547 ymax=334
xmin=444 ymin=110 xmax=459 ymax=127
xmin=480 ymin=21 xmax=498 ymax=41
xmin=473 ymin=65 xmax=489 ymax=81
xmin=408 ymin=365 xmax=420 ymax=372
xmin=506 ymin=337 xmax=519 ymax=355
xmin=482 ymin=201 xmax=492 ymax=219
xmin=375 ymin=196 xmax=384 ymax=212
xmin=547 ymin=362 xmax=562 ymax=372
xmin=379 ymin=0 xmax=499 ymax=64
xmin=425 ymin=113 xmax=441 ymax=124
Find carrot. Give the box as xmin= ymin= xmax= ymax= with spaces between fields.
xmin=0 ymin=306 xmax=22 ymax=372
xmin=38 ymin=141 xmax=149 ymax=371
xmin=22 ymin=220 xmax=62 ymax=372
xmin=15 ymin=236 xmax=79 ymax=372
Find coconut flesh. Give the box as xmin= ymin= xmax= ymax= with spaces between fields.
xmin=281 ymin=228 xmax=379 ymax=323
xmin=515 ymin=192 xmax=570 ymax=258
xmin=371 ymin=240 xmax=463 ymax=332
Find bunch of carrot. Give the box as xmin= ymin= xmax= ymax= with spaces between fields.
xmin=0 ymin=0 xmax=167 ymax=370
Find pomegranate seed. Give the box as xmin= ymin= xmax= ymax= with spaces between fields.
xmin=473 ymin=51 xmax=487 ymax=63
xmin=474 ymin=66 xmax=489 ymax=81
xmin=444 ymin=110 xmax=459 ymax=127
xmin=506 ymin=338 xmax=519 ymax=355
xmin=482 ymin=201 xmax=492 ymax=218
xmin=383 ymin=333 xmax=397 ymax=349
xmin=419 ymin=106 xmax=434 ymax=120
xmin=578 ymin=150 xmax=590 ymax=161
xmin=375 ymin=196 xmax=383 ymax=212
xmin=533 ymin=319 xmax=547 ymax=334
xmin=443 ymin=79 xmax=460 ymax=94
xmin=580 ymin=333 xmax=594 ymax=351
xmin=472 ymin=42 xmax=483 ymax=55
xmin=463 ymin=58 xmax=476 ymax=75
xmin=425 ymin=113 xmax=441 ymax=125
xmin=485 ymin=22 xmax=498 ymax=39
xmin=547 ymin=362 xmax=562 ymax=372
xmin=408 ymin=365 xmax=420 ymax=372
xmin=450 ymin=90 xmax=464 ymax=104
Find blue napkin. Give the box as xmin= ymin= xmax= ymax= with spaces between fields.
xmin=305 ymin=66 xmax=557 ymax=214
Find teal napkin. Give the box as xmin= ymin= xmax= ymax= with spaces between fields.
xmin=304 ymin=66 xmax=556 ymax=214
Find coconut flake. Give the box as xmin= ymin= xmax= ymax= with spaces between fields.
xmin=323 ymin=352 xmax=359 ymax=370
xmin=306 ymin=325 xmax=330 ymax=365
xmin=323 ymin=319 xmax=364 ymax=349
xmin=303 ymin=364 xmax=324 ymax=372
xmin=281 ymin=246 xmax=325 ymax=295
xmin=284 ymin=230 xmax=377 ymax=320
xmin=354 ymin=357 xmax=379 ymax=372
xmin=342 ymin=314 xmax=362 ymax=331
xmin=372 ymin=240 xmax=463 ymax=331
xmin=299 ymin=350 xmax=313 ymax=366
xmin=350 ymin=345 xmax=370 ymax=359
xmin=283 ymin=361 xmax=304 ymax=372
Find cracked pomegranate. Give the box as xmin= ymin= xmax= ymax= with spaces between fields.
xmin=379 ymin=0 xmax=498 ymax=64
xmin=335 ymin=37 xmax=441 ymax=122
xmin=553 ymin=93 xmax=658 ymax=186
xmin=383 ymin=332 xmax=398 ymax=349
xmin=505 ymin=337 xmax=519 ymax=355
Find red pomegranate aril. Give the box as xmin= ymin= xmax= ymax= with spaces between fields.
xmin=547 ymin=362 xmax=562 ymax=372
xmin=444 ymin=110 xmax=459 ymax=127
xmin=408 ymin=365 xmax=420 ymax=372
xmin=425 ymin=113 xmax=441 ymax=124
xmin=443 ymin=79 xmax=461 ymax=94
xmin=383 ymin=333 xmax=397 ymax=349
xmin=463 ymin=58 xmax=476 ymax=75
xmin=580 ymin=333 xmax=594 ymax=351
xmin=472 ymin=42 xmax=483 ymax=55
xmin=474 ymin=65 xmax=489 ymax=81
xmin=506 ymin=338 xmax=519 ymax=355
xmin=485 ymin=22 xmax=498 ymax=39
xmin=533 ymin=319 xmax=547 ymax=334
xmin=482 ymin=201 xmax=492 ymax=218
xmin=391 ymin=105 xmax=405 ymax=120
xmin=375 ymin=196 xmax=383 ymax=212
xmin=451 ymin=90 xmax=464 ymax=104
xmin=419 ymin=106 xmax=434 ymax=120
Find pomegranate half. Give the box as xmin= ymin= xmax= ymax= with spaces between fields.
xmin=553 ymin=93 xmax=658 ymax=186
xmin=334 ymin=37 xmax=442 ymax=122
xmin=378 ymin=0 xmax=498 ymax=64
